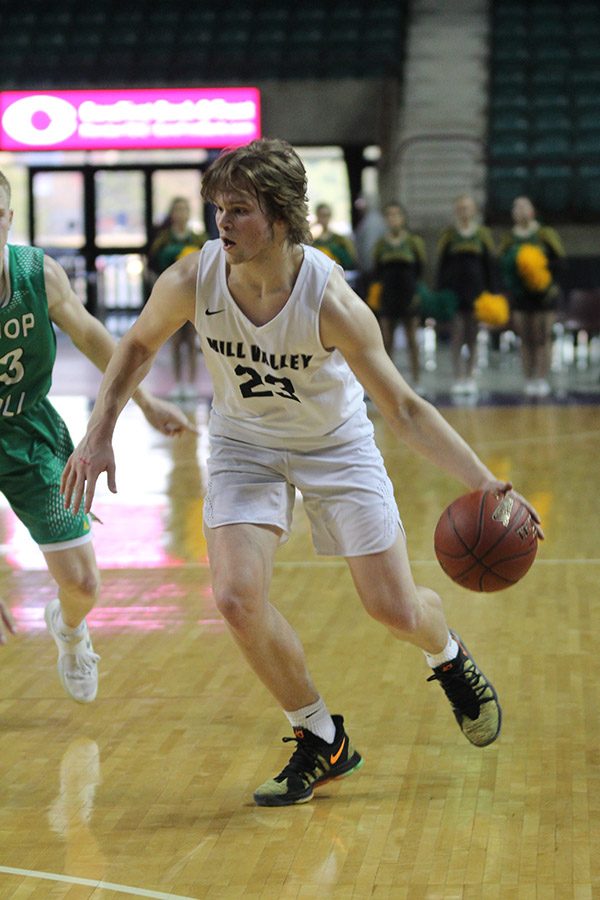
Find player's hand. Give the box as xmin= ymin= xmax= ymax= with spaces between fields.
xmin=0 ymin=600 xmax=16 ymax=644
xmin=60 ymin=432 xmax=117 ymax=516
xmin=481 ymin=479 xmax=545 ymax=540
xmin=138 ymin=396 xmax=198 ymax=436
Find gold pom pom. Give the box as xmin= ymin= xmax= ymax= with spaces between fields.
xmin=177 ymin=244 xmax=199 ymax=259
xmin=516 ymin=244 xmax=552 ymax=292
xmin=366 ymin=281 xmax=382 ymax=311
xmin=473 ymin=291 xmax=510 ymax=327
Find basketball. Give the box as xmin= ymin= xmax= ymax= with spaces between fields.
xmin=434 ymin=489 xmax=538 ymax=592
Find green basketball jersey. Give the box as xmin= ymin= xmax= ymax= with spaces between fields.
xmin=0 ymin=244 xmax=91 ymax=544
xmin=0 ymin=244 xmax=55 ymax=420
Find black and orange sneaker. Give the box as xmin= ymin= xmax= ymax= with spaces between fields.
xmin=427 ymin=632 xmax=502 ymax=747
xmin=253 ymin=714 xmax=363 ymax=807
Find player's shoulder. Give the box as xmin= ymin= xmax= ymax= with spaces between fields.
xmin=321 ymin=265 xmax=367 ymax=322
xmin=42 ymin=252 xmax=70 ymax=298
xmin=155 ymin=245 xmax=201 ymax=295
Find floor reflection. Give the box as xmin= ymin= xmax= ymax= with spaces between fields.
xmin=48 ymin=737 xmax=106 ymax=881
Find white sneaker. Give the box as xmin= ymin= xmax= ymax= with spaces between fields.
xmin=524 ymin=380 xmax=538 ymax=397
xmin=463 ymin=378 xmax=478 ymax=395
xmin=451 ymin=380 xmax=467 ymax=394
xmin=44 ymin=599 xmax=100 ymax=704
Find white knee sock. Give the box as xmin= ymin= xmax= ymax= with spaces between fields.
xmin=424 ymin=633 xmax=459 ymax=669
xmin=285 ymin=696 xmax=336 ymax=744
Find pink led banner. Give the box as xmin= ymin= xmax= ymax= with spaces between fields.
xmin=0 ymin=87 xmax=261 ymax=151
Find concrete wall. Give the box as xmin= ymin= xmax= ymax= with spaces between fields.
xmin=258 ymin=79 xmax=389 ymax=146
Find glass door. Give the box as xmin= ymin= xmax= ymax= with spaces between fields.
xmin=94 ymin=169 xmax=147 ymax=331
xmin=29 ymin=163 xmax=208 ymax=330
xmin=31 ymin=170 xmax=88 ymax=305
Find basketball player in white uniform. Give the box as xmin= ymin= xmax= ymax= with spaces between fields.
xmin=62 ymin=139 xmax=543 ymax=807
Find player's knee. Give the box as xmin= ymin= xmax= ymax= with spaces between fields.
xmin=386 ymin=603 xmax=420 ymax=634
xmin=364 ymin=593 xmax=420 ymax=633
xmin=214 ymin=584 xmax=262 ymax=631
xmin=60 ymin=566 xmax=100 ymax=603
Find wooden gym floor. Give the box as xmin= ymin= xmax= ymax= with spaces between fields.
xmin=0 ymin=337 xmax=599 ymax=899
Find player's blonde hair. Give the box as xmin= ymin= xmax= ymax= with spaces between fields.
xmin=201 ymin=138 xmax=311 ymax=245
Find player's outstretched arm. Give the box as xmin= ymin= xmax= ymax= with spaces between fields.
xmin=320 ymin=273 xmax=544 ymax=538
xmin=60 ymin=255 xmax=199 ymax=515
xmin=44 ymin=255 xmax=195 ymax=437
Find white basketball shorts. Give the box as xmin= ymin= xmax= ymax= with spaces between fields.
xmin=203 ymin=433 xmax=402 ymax=557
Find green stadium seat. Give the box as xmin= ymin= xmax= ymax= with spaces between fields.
xmin=574 ymin=92 xmax=600 ymax=108
xmin=530 ymin=164 xmax=573 ymax=216
xmin=574 ymin=165 xmax=600 ymax=215
xmin=532 ymin=43 xmax=572 ymax=63
xmin=531 ymin=94 xmax=569 ymax=111
xmin=365 ymin=1 xmax=407 ymax=22
xmin=287 ymin=27 xmax=323 ymax=48
xmin=574 ymin=112 xmax=600 ymax=132
xmin=530 ymin=21 xmax=568 ymax=39
xmin=492 ymin=70 xmax=527 ymax=88
xmin=570 ymin=68 xmax=600 ymax=87
xmin=532 ymin=111 xmax=572 ymax=133
xmin=572 ymin=20 xmax=600 ymax=37
xmin=489 ymin=136 xmax=529 ymax=160
xmin=255 ymin=7 xmax=289 ymax=25
xmin=494 ymin=22 xmax=527 ymax=39
xmin=490 ymin=112 xmax=529 ymax=134
xmin=530 ymin=1 xmax=566 ymax=13
xmin=295 ymin=7 xmax=327 ymax=23
xmin=573 ymin=133 xmax=600 ymax=158
xmin=146 ymin=9 xmax=180 ymax=27
xmin=213 ymin=27 xmax=251 ymax=48
xmin=329 ymin=4 xmax=362 ymax=25
xmin=493 ymin=44 xmax=529 ymax=63
xmin=530 ymin=135 xmax=572 ymax=158
xmin=492 ymin=4 xmax=526 ymax=20
xmin=569 ymin=2 xmax=600 ymax=15
xmin=487 ymin=166 xmax=530 ymax=216
xmin=491 ymin=92 xmax=528 ymax=112
xmin=530 ymin=65 xmax=569 ymax=89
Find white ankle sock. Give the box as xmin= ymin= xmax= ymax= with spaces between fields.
xmin=424 ymin=634 xmax=459 ymax=669
xmin=57 ymin=611 xmax=85 ymax=641
xmin=285 ymin=696 xmax=336 ymax=744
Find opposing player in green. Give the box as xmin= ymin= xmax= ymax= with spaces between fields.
xmin=0 ymin=170 xmax=192 ymax=702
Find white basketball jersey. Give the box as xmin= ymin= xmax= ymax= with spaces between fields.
xmin=195 ymin=239 xmax=373 ymax=450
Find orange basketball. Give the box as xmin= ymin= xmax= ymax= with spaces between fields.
xmin=434 ymin=489 xmax=538 ymax=592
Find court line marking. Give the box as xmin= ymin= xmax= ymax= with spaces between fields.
xmin=475 ymin=428 xmax=600 ymax=449
xmin=145 ymin=558 xmax=600 ymax=570
xmin=0 ymin=866 xmax=198 ymax=900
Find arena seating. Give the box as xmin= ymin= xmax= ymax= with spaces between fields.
xmin=0 ymin=0 xmax=408 ymax=87
xmin=487 ymin=1 xmax=600 ymax=221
